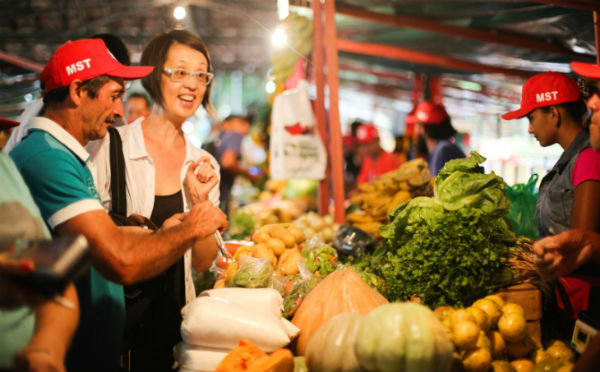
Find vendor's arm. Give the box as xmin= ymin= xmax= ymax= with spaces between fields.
xmin=571 ymin=148 xmax=600 ymax=231
xmin=533 ymin=229 xmax=600 ymax=279
xmin=13 ymin=284 xmax=79 ymax=372
xmin=55 ymin=201 xmax=227 ymax=285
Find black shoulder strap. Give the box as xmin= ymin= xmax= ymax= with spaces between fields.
xmin=108 ymin=126 xmax=127 ymax=216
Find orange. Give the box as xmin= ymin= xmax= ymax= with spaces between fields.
xmin=462 ymin=348 xmax=492 ymax=372
xmin=510 ymin=358 xmax=534 ymax=372
xmin=452 ymin=321 xmax=480 ymax=349
xmin=498 ymin=313 xmax=527 ymax=342
xmin=473 ymin=298 xmax=502 ymax=324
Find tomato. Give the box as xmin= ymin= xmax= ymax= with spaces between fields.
xmin=216 ymin=256 xmax=231 ymax=269
xmin=225 ymin=243 xmax=242 ymax=256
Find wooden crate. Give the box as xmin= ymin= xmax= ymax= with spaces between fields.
xmin=495 ymin=283 xmax=542 ymax=321
xmin=495 ymin=283 xmax=543 ymax=346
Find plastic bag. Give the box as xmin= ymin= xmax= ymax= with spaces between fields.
xmin=270 ymin=80 xmax=326 ymax=180
xmin=505 ymin=174 xmax=539 ymax=239
xmin=229 ymin=255 xmax=273 ymax=288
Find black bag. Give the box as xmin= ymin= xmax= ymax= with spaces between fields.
xmin=107 ymin=126 xmax=157 ymax=230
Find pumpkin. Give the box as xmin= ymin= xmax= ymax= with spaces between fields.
xmin=305 ymin=313 xmax=364 ymax=372
xmin=291 ymin=269 xmax=388 ymax=355
xmin=246 ymin=349 xmax=295 ymax=372
xmin=215 ymin=339 xmax=267 ymax=372
xmin=354 ymin=302 xmax=454 ymax=372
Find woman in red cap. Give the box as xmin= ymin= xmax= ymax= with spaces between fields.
xmin=502 ymin=71 xmax=600 ymax=239
xmin=414 ymin=101 xmax=465 ymax=176
xmin=504 ymin=70 xmax=600 ymax=342
xmin=355 ymin=123 xmax=403 ymax=184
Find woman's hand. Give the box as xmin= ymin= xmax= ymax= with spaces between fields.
xmin=184 ymin=156 xmax=218 ymax=205
xmin=532 ymin=229 xmax=595 ymax=279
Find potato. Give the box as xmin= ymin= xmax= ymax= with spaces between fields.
xmin=252 ymin=230 xmax=270 ymax=244
xmin=277 ymin=248 xmax=302 ymax=276
xmin=286 ymin=225 xmax=305 ymax=244
xmin=253 ymin=243 xmax=277 ymax=267
xmin=280 ymin=232 xmax=297 ymax=248
xmin=265 ymin=238 xmax=286 ymax=256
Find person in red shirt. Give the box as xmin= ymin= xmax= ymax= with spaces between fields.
xmin=355 ymin=123 xmax=402 ymax=184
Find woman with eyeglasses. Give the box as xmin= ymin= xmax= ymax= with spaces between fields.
xmin=88 ymin=29 xmax=220 ymax=371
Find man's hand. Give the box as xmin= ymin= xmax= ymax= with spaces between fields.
xmin=533 ymin=229 xmax=594 ymax=279
xmin=184 ymin=157 xmax=218 ymax=206
xmin=13 ymin=347 xmax=65 ymax=372
xmin=182 ymin=201 xmax=228 ymax=238
xmin=0 ymin=256 xmax=44 ymax=309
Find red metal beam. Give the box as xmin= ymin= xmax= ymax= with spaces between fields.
xmin=337 ymin=38 xmax=536 ymax=79
xmin=595 ymin=11 xmax=600 ymax=65
xmin=529 ymin=0 xmax=600 ymax=12
xmin=336 ymin=4 xmax=592 ymax=60
xmin=312 ymin=0 xmax=330 ymax=216
xmin=0 ymin=50 xmax=44 ymax=73
xmin=338 ymin=62 xmax=412 ymax=82
xmin=323 ymin=0 xmax=345 ymax=224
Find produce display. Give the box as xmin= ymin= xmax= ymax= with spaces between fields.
xmin=347 ymin=158 xmax=433 ymax=238
xmin=188 ymin=150 xmax=579 ymax=372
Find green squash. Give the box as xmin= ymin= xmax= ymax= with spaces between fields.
xmin=355 ymin=302 xmax=454 ymax=372
xmin=306 ymin=313 xmax=364 ymax=372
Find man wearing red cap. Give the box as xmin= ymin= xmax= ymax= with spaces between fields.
xmin=355 ymin=123 xmax=402 ymax=184
xmin=9 ymin=39 xmax=228 ymax=371
xmin=0 ymin=117 xmax=19 ymax=150
xmin=414 ymin=101 xmax=465 ymax=176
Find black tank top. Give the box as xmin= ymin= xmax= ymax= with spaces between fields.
xmin=124 ymin=190 xmax=186 ymax=372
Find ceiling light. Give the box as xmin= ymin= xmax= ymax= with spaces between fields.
xmin=272 ymin=27 xmax=287 ymax=47
xmin=265 ymin=80 xmax=276 ymax=94
xmin=173 ymin=6 xmax=186 ymax=20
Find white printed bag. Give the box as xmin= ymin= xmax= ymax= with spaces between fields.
xmin=269 ymin=80 xmax=326 ymax=180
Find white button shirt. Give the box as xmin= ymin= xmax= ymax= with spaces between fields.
xmin=87 ymin=118 xmax=221 ymax=303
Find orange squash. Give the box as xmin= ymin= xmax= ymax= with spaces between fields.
xmin=246 ymin=349 xmax=294 ymax=372
xmin=291 ymin=269 xmax=388 ymax=355
xmin=214 ymin=339 xmax=266 ymax=372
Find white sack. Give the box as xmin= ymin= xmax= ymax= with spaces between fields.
xmin=176 ymin=342 xmax=228 ymax=372
xmin=198 ymin=287 xmax=283 ymax=319
xmin=181 ymin=296 xmax=297 ymax=352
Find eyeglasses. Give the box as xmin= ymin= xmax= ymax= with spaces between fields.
xmin=163 ymin=67 xmax=213 ymax=86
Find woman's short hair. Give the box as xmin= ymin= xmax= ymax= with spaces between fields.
xmin=141 ymin=29 xmax=215 ymax=115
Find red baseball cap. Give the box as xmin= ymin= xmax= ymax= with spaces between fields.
xmin=502 ymin=71 xmax=581 ymax=120
xmin=355 ymin=123 xmax=379 ymax=144
xmin=0 ymin=117 xmax=19 ymax=129
xmin=571 ymin=62 xmax=600 ymax=79
xmin=41 ymin=38 xmax=154 ymax=92
xmin=414 ymin=101 xmax=449 ymax=125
